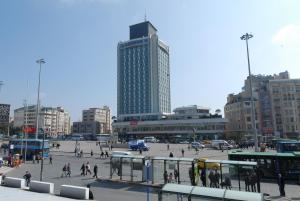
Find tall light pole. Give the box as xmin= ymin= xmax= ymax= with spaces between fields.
xmin=35 ymin=58 xmax=46 ymax=181
xmin=240 ymin=33 xmax=259 ymax=152
xmin=35 ymin=59 xmax=45 ymax=139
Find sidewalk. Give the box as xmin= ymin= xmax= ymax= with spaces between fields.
xmin=0 ymin=166 xmax=13 ymax=175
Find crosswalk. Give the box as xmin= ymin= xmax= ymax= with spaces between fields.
xmin=0 ymin=166 xmax=13 ymax=175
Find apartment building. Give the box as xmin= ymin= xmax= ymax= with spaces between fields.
xmin=269 ymin=79 xmax=300 ymax=139
xmin=73 ymin=106 xmax=112 ymax=135
xmin=14 ymin=105 xmax=71 ymax=137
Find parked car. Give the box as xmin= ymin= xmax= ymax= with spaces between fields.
xmin=191 ymin=142 xmax=205 ymax=149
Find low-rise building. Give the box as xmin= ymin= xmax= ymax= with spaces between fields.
xmin=72 ymin=106 xmax=112 ymax=136
xmin=82 ymin=106 xmax=111 ymax=133
xmin=112 ymin=105 xmax=227 ymax=142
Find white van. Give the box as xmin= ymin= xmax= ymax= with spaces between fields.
xmin=111 ymin=151 xmax=135 ymax=164
xmin=211 ymin=140 xmax=233 ymax=150
xmin=143 ymin=136 xmax=158 ymax=143
xmin=112 ymin=151 xmax=133 ymax=157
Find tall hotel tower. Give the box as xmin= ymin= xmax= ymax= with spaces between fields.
xmin=117 ymin=21 xmax=171 ymax=115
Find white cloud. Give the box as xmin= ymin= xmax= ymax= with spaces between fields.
xmin=272 ymin=24 xmax=300 ymax=46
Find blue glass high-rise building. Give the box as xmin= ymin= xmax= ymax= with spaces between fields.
xmin=117 ymin=21 xmax=171 ymax=115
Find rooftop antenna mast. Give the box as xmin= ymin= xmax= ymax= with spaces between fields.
xmin=144 ymin=10 xmax=147 ymax=22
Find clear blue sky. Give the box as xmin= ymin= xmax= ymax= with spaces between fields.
xmin=1 ymin=0 xmax=300 ymax=121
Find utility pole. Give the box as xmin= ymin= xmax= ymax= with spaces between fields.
xmin=240 ymin=33 xmax=259 ymax=152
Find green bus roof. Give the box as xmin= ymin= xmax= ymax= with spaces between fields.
xmin=228 ymin=150 xmax=300 ymax=158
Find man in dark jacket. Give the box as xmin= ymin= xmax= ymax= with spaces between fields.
xmin=23 ymin=171 xmax=31 ymax=186
xmin=278 ymin=173 xmax=285 ymax=196
xmin=80 ymin=163 xmax=86 ymax=176
xmin=93 ymin=164 xmax=98 ymax=178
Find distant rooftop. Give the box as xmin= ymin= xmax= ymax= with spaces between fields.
xmin=129 ymin=21 xmax=157 ymax=40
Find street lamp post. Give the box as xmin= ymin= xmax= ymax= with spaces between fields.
xmin=240 ymin=33 xmax=259 ymax=152
xmin=36 ymin=58 xmax=46 ymax=181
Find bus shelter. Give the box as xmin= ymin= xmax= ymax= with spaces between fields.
xmin=110 ymin=155 xmax=146 ymax=182
xmin=151 ymin=156 xmax=196 ymax=185
xmin=203 ymin=159 xmax=260 ymax=192
xmin=159 ymin=183 xmax=264 ymax=201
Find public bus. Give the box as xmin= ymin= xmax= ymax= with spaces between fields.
xmin=96 ymin=134 xmax=111 ymax=143
xmin=9 ymin=139 xmax=50 ymax=159
xmin=228 ymin=150 xmax=300 ymax=182
xmin=276 ymin=141 xmax=300 ymax=153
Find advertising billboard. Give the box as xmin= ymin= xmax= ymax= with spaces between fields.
xmin=0 ymin=104 xmax=10 ymax=124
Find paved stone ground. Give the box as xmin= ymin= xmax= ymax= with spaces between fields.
xmin=2 ymin=141 xmax=300 ymax=200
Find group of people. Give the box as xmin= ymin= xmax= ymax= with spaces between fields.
xmin=80 ymin=162 xmax=99 ymax=178
xmin=163 ymin=169 xmax=179 ymax=183
xmin=61 ymin=163 xmax=72 ymax=177
xmin=208 ymin=170 xmax=221 ymax=188
xmin=244 ymin=171 xmax=258 ymax=192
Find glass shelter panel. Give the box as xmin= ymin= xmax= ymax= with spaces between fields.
xmin=221 ymin=163 xmax=238 ymax=190
xmin=132 ymin=158 xmax=144 ymax=182
xmin=121 ymin=158 xmax=132 ymax=181
xmin=153 ymin=159 xmax=165 ymax=184
xmin=111 ymin=157 xmax=121 ymax=180
xmin=178 ymin=161 xmax=193 ymax=185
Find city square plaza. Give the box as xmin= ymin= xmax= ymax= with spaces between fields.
xmin=1 ymin=141 xmax=300 ymax=201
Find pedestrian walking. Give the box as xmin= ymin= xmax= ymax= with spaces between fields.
xmin=80 ymin=163 xmax=86 ymax=176
xmin=66 ymin=163 xmax=71 ymax=177
xmin=37 ymin=154 xmax=40 ymax=164
xmin=86 ymin=162 xmax=92 ymax=175
xmin=215 ymin=170 xmax=220 ymax=188
xmin=278 ymin=173 xmax=285 ymax=196
xmin=245 ymin=172 xmax=250 ymax=191
xmin=93 ymin=164 xmax=98 ymax=178
xmin=105 ymin=151 xmax=109 ymax=158
xmin=90 ymin=150 xmax=93 ymax=158
xmin=167 ymin=144 xmax=170 ymax=151
xmin=163 ymin=170 xmax=168 ymax=184
xmin=61 ymin=164 xmax=67 ymax=177
xmin=200 ymin=169 xmax=206 ymax=187
xmin=250 ymin=172 xmax=257 ymax=192
xmin=168 ymin=172 xmax=173 ymax=183
xmin=169 ymin=152 xmax=174 ymax=157
xmin=23 ymin=171 xmax=31 ymax=187
xmin=208 ymin=171 xmax=215 ymax=188
xmin=139 ymin=149 xmax=142 ymax=155
xmin=74 ymin=148 xmax=77 ymax=156
xmin=181 ymin=148 xmax=184 ymax=157
xmin=174 ymin=169 xmax=179 ymax=182
xmin=188 ymin=167 xmax=194 ymax=186
xmin=32 ymin=154 xmax=36 ymax=164
xmin=80 ymin=150 xmax=83 ymax=158
xmin=49 ymin=155 xmax=53 ymax=165
xmin=100 ymin=151 xmax=104 ymax=158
